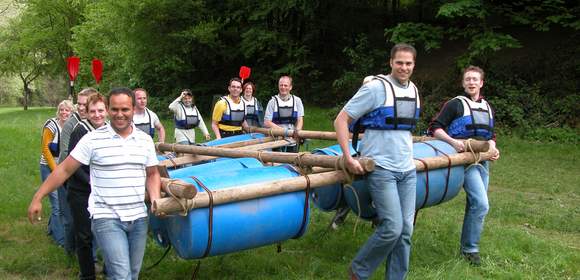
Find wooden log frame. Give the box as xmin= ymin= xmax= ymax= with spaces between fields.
xmin=153 ymin=151 xmax=493 ymax=216
xmin=156 ymin=143 xmax=376 ymax=172
xmin=157 ymin=139 xmax=295 ymax=170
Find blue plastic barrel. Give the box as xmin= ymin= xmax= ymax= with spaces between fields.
xmin=150 ymin=164 xmax=310 ymax=259
xmin=203 ymin=133 xmax=266 ymax=146
xmin=343 ymin=140 xmax=465 ymax=220
xmin=157 ymin=154 xmax=170 ymax=162
xmin=150 ymin=158 xmax=264 ymax=247
xmin=310 ymin=142 xmax=357 ymax=211
xmin=167 ymin=157 xmax=263 ymax=179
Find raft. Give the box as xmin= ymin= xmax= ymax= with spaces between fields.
xmin=312 ymin=140 xmax=465 ymax=220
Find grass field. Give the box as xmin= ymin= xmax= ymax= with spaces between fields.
xmin=0 ymin=107 xmax=578 ymax=279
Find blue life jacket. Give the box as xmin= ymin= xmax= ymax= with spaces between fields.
xmin=447 ymin=96 xmax=494 ymax=140
xmin=219 ymin=96 xmax=246 ymax=127
xmin=134 ymin=108 xmax=155 ymax=138
xmin=272 ymin=95 xmax=298 ymax=125
xmin=244 ymin=96 xmax=261 ymax=126
xmin=174 ymin=103 xmax=200 ymax=130
xmin=349 ymin=75 xmax=420 ymax=132
xmin=349 ymin=75 xmax=420 ymax=152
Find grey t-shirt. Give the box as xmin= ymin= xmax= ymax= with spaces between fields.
xmin=344 ymin=75 xmax=417 ymax=172
xmin=58 ymin=112 xmax=81 ymax=163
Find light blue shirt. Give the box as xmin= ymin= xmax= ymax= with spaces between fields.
xmin=344 ymin=75 xmax=417 ymax=172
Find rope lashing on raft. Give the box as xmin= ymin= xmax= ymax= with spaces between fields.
xmin=292 ymin=173 xmax=311 ymax=239
xmin=294 ymin=152 xmax=313 ymax=174
xmin=420 ymin=141 xmax=452 ymax=204
xmin=464 ymin=138 xmax=488 ymax=175
xmin=333 ymin=155 xmax=363 ymax=235
xmin=413 ymin=158 xmax=430 ymax=225
xmin=190 ymin=175 xmax=214 ymax=259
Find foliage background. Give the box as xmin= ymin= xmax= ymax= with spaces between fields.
xmin=0 ymin=0 xmax=578 ymax=135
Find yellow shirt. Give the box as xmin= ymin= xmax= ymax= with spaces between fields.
xmin=212 ymin=98 xmax=243 ymax=132
xmin=41 ymin=128 xmax=58 ymax=170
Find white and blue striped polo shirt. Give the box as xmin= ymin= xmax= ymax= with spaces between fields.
xmin=70 ymin=123 xmax=159 ymax=221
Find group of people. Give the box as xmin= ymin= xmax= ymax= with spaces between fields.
xmin=29 ymin=43 xmax=500 ymax=280
xmin=31 ymin=88 xmax=161 ymax=280
xmin=127 ymin=76 xmax=305 ymax=146
xmin=336 ymin=43 xmax=500 ymax=279
xmin=28 ymin=75 xmax=305 ymax=280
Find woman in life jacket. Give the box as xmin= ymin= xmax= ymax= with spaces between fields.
xmin=169 ymin=89 xmax=211 ymax=144
xmin=242 ymin=81 xmax=264 ymax=128
xmin=39 ymin=99 xmax=73 ymax=247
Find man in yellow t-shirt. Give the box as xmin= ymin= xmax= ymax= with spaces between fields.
xmin=211 ymin=78 xmax=248 ymax=139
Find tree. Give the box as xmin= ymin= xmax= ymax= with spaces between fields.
xmin=385 ymin=0 xmax=579 ymax=68
xmin=0 ymin=0 xmax=87 ymax=109
xmin=0 ymin=15 xmax=48 ymax=109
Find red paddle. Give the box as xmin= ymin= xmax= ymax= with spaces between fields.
xmin=239 ymin=66 xmax=251 ymax=83
xmin=67 ymin=56 xmax=80 ymax=99
xmin=67 ymin=57 xmax=80 ymax=81
xmin=92 ymin=59 xmax=103 ymax=84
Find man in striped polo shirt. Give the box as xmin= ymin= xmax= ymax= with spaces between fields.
xmin=29 ymin=88 xmax=161 ymax=280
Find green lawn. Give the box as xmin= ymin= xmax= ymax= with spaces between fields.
xmin=0 ymin=107 xmax=578 ymax=279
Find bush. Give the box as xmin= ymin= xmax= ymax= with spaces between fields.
xmin=518 ymin=127 xmax=579 ymax=144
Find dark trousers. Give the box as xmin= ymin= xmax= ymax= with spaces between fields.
xmin=68 ymin=190 xmax=95 ymax=280
xmin=219 ymin=129 xmax=243 ymax=138
xmin=274 ymin=144 xmax=299 ymax=153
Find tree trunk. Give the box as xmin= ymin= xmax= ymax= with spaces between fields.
xmin=22 ymin=80 xmax=29 ymax=111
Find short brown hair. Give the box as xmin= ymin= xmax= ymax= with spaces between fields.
xmin=390 ymin=43 xmax=417 ymax=60
xmin=229 ymin=78 xmax=242 ymax=87
xmin=87 ymin=93 xmax=108 ymax=109
xmin=133 ymin=88 xmax=148 ymax=96
xmin=243 ymin=82 xmax=256 ymax=92
xmin=463 ymin=65 xmax=485 ymax=81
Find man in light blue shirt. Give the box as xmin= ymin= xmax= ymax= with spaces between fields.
xmin=334 ymin=43 xmax=420 ymax=280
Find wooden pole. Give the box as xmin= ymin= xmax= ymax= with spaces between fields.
xmin=235 ymin=139 xmax=295 ymax=151
xmin=159 ymin=154 xmax=215 ymax=168
xmin=414 ymin=150 xmax=493 ymax=172
xmin=153 ymin=151 xmax=493 ymax=215
xmin=160 ymin=177 xmax=197 ymax=199
xmin=245 ymin=126 xmax=435 ymax=142
xmin=153 ymin=170 xmax=349 ymax=215
xmin=245 ymin=126 xmax=345 ymax=140
xmin=243 ymin=126 xmax=489 ymax=151
xmin=156 ymin=143 xmax=376 ymax=172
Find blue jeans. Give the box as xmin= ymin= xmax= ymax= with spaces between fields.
xmin=92 ymin=218 xmax=148 ymax=280
xmin=351 ymin=167 xmax=416 ymax=280
xmin=40 ymin=164 xmax=65 ymax=247
xmin=461 ymin=161 xmax=490 ymax=253
xmin=58 ymin=184 xmax=75 ymax=254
